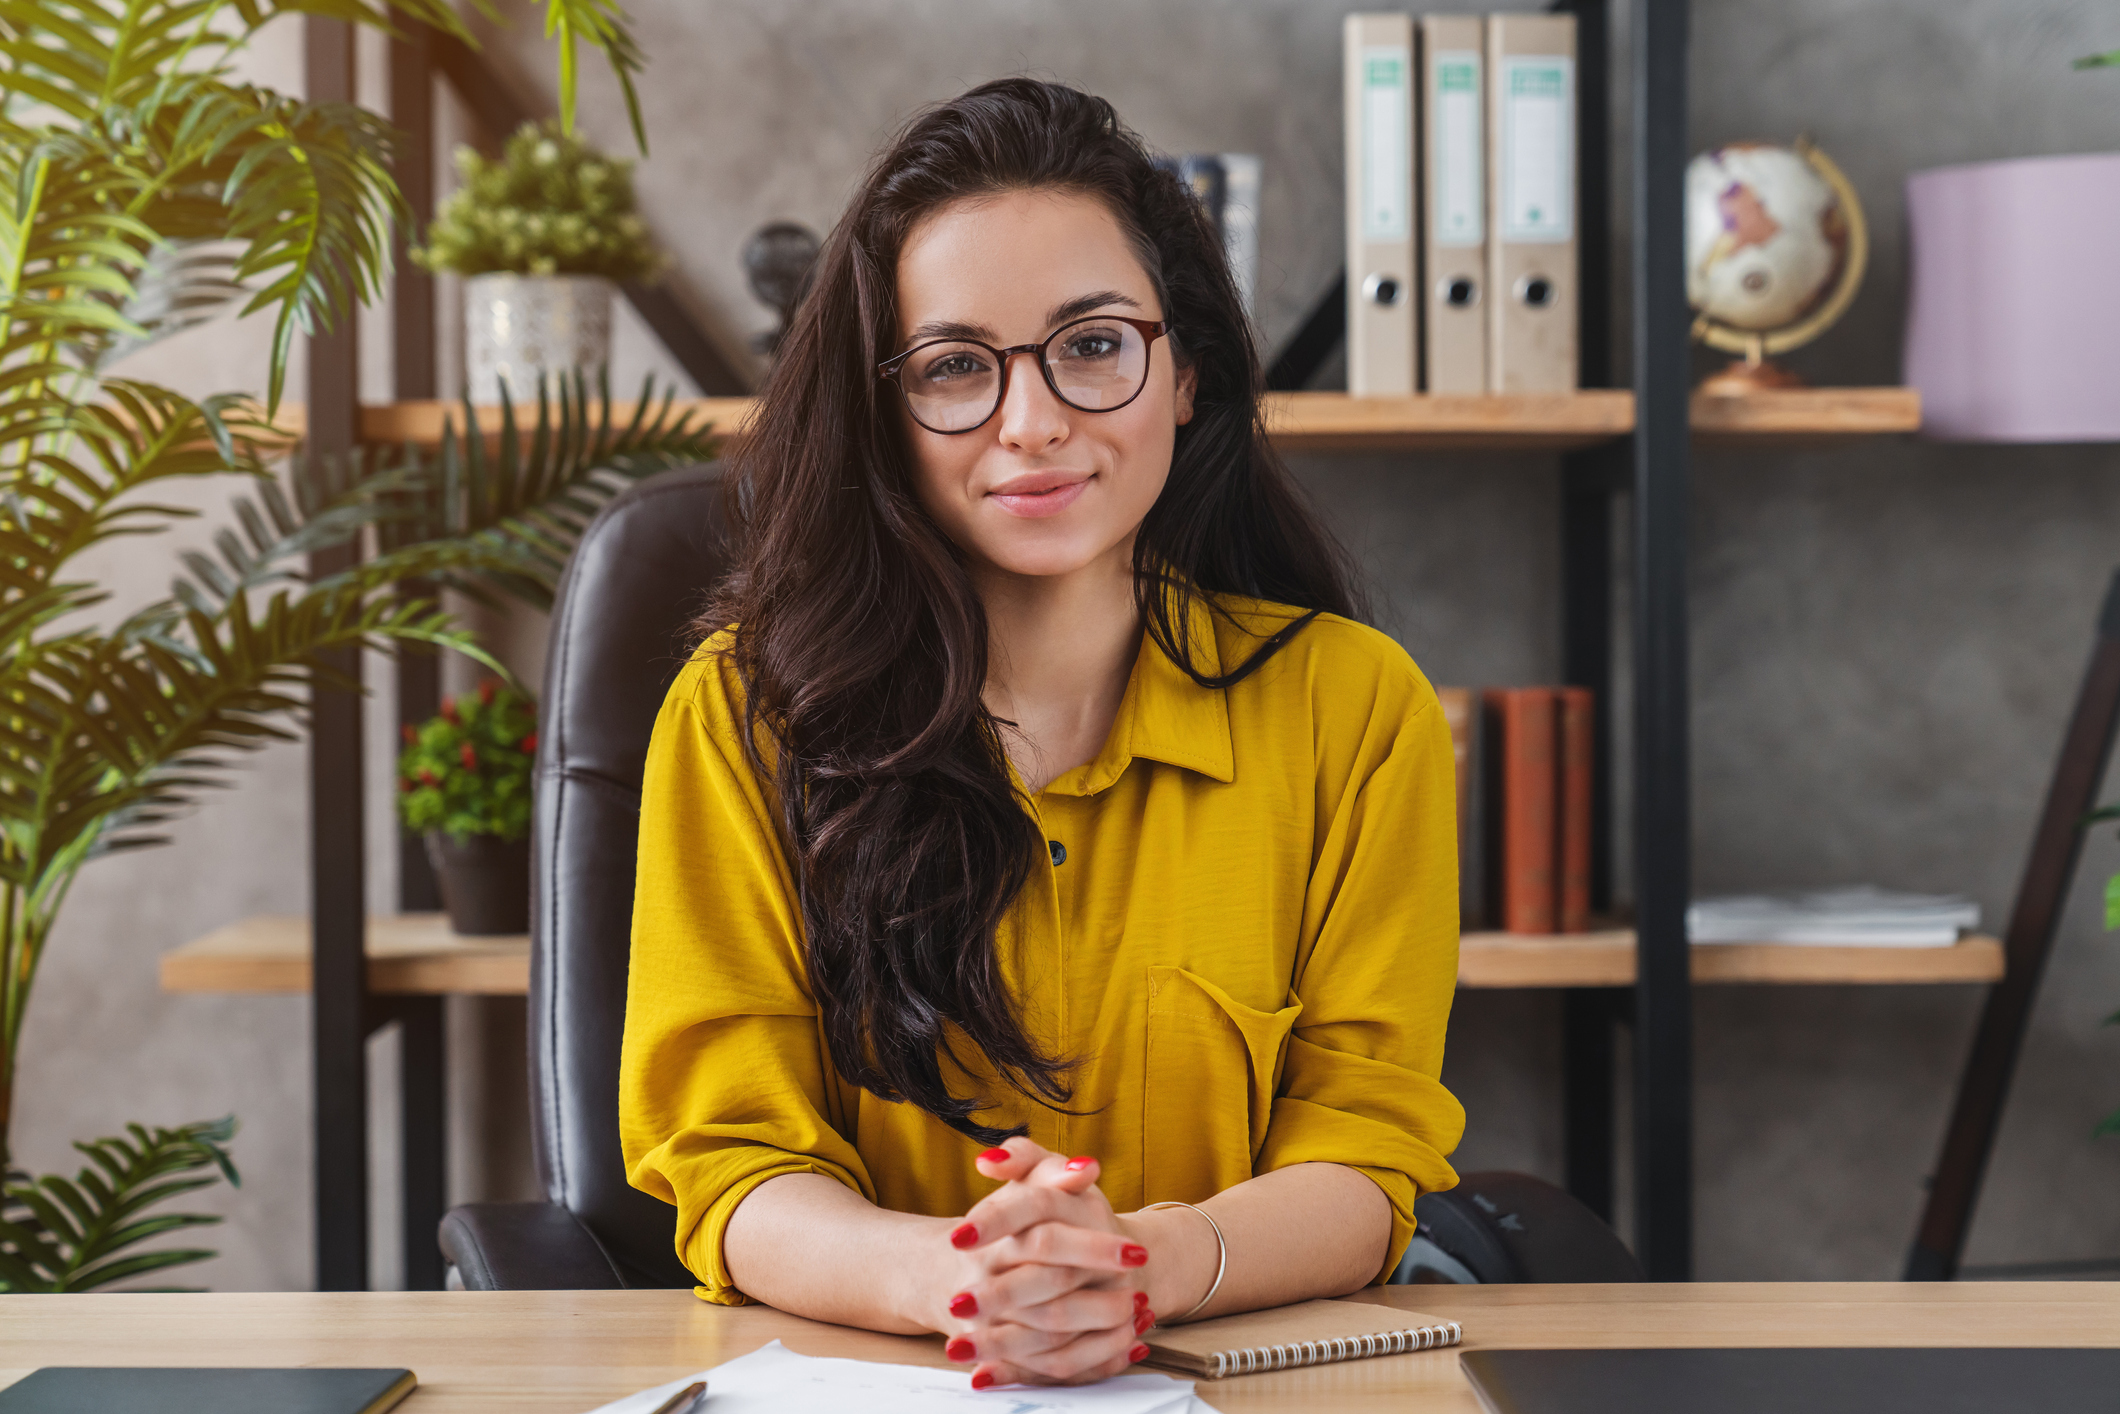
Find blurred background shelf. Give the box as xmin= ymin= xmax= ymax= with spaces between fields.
xmin=1690 ymin=386 xmax=1923 ymax=447
xmin=163 ymin=913 xmax=2000 ymax=997
xmin=245 ymin=387 xmax=1923 ymax=457
xmin=162 ymin=914 xmax=528 ymax=996
xmin=1457 ymin=929 xmax=2004 ymax=989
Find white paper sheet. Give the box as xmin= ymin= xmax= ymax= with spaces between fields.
xmin=583 ymin=1339 xmax=1211 ymax=1414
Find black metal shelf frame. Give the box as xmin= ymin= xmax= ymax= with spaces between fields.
xmin=299 ymin=0 xmax=1701 ymax=1289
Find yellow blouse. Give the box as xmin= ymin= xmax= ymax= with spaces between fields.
xmin=621 ymin=594 xmax=1465 ymax=1304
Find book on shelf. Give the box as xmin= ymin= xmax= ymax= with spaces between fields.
xmin=1486 ymin=10 xmax=1578 ymax=392
xmin=1419 ymin=15 xmax=1488 ymax=392
xmin=1557 ymin=685 xmax=1593 ymax=932
xmin=1344 ymin=13 xmax=1418 ymax=394
xmin=1443 ymin=682 xmax=1596 ymax=936
xmin=1687 ymin=887 xmax=1979 ymax=947
xmin=1483 ymin=687 xmax=1557 ymax=933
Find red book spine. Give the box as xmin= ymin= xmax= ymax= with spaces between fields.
xmin=1557 ymin=687 xmax=1594 ymax=933
xmin=1484 ymin=687 xmax=1556 ymax=934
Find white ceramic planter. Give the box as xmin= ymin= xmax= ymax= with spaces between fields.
xmin=464 ymin=273 xmax=614 ymax=404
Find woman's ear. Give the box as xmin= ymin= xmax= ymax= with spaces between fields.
xmin=1174 ymin=360 xmax=1198 ymax=426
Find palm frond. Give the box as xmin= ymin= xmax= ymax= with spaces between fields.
xmin=0 ymin=1116 xmax=236 ymax=1293
xmin=366 ymin=368 xmax=721 ymax=610
xmin=75 ymin=238 xmax=249 ymax=372
xmin=222 ymin=94 xmax=406 ymax=411
xmin=0 ymin=381 xmax=266 ymax=593
xmin=540 ymin=0 xmax=649 ymax=152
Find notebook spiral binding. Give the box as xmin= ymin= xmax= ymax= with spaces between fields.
xmin=1206 ymin=1320 xmax=1465 ymax=1378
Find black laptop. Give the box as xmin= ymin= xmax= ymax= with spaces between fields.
xmin=1461 ymin=1347 xmax=2120 ymax=1414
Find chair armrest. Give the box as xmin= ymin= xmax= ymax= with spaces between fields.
xmin=439 ymin=1201 xmax=628 ymax=1290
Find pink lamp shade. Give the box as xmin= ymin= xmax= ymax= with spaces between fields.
xmin=1903 ymin=152 xmax=2120 ymax=442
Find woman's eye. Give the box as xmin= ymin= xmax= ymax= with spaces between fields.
xmin=1061 ymin=332 xmax=1121 ymax=360
xmin=918 ymin=351 xmax=990 ymax=383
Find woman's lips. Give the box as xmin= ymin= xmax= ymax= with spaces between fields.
xmin=988 ymin=474 xmax=1090 ymax=519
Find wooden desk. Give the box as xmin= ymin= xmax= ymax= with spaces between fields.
xmin=2 ymin=1284 xmax=2111 ymax=1412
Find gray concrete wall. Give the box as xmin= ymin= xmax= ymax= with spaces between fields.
xmin=15 ymin=0 xmax=2120 ymax=1289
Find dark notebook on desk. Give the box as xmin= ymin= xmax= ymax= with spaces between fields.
xmin=1462 ymin=1348 xmax=2120 ymax=1414
xmin=0 ymin=1368 xmax=415 ymax=1414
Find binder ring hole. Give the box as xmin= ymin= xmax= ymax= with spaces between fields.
xmin=1440 ymin=276 xmax=1480 ymax=309
xmin=1362 ymin=273 xmax=1404 ymax=307
xmin=1516 ymin=275 xmax=1556 ymax=308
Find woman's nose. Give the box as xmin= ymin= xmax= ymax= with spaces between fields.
xmin=994 ymin=349 xmax=1070 ymax=454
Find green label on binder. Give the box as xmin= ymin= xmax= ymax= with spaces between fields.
xmin=1360 ymin=44 xmax=1410 ymax=242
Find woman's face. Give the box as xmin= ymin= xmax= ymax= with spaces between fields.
xmin=891 ymin=188 xmax=1195 ymax=582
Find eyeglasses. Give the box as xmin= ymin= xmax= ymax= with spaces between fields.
xmin=877 ymin=315 xmax=1170 ymax=435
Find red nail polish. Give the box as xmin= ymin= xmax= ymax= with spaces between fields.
xmin=949 ymin=1292 xmax=978 ymax=1318
xmin=1135 ymin=1309 xmax=1155 ymax=1334
xmin=946 ymin=1336 xmax=977 ymax=1363
xmin=1129 ymin=1343 xmax=1150 ymax=1364
xmin=951 ymin=1223 xmax=980 ymax=1249
xmin=1120 ymin=1242 xmax=1149 ymax=1267
xmin=1064 ymin=1155 xmax=1095 ymax=1170
xmin=977 ymin=1147 xmax=1011 ymax=1163
xmin=970 ymin=1369 xmax=996 ymax=1390
xmin=1133 ymin=1290 xmax=1149 ymax=1310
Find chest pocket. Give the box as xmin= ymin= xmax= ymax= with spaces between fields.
xmin=1141 ymin=966 xmax=1302 ymax=1204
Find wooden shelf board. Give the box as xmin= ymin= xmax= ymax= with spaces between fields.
xmin=1691 ymin=385 xmax=1922 ymax=447
xmin=252 ymin=387 xmax=1920 ymax=455
xmin=1459 ymin=929 xmax=2004 ymax=988
xmin=1263 ymin=390 xmax=1635 ymax=452
xmin=161 ymin=913 xmax=527 ymax=996
xmin=165 ymin=913 xmax=2003 ymax=997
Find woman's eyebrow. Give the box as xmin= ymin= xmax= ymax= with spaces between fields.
xmin=1045 ymin=290 xmax=1142 ymax=326
xmin=903 ymin=292 xmax=1144 ymax=348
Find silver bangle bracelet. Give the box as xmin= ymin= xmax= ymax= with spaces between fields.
xmin=1139 ymin=1200 xmax=1226 ymax=1324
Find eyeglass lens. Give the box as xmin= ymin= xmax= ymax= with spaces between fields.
xmin=897 ymin=318 xmax=1150 ymax=433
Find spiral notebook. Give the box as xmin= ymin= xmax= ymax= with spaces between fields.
xmin=1143 ymin=1299 xmax=1462 ymax=1380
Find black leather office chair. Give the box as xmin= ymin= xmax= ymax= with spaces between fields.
xmin=437 ymin=466 xmax=1640 ymax=1290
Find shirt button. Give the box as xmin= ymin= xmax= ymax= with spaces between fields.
xmin=1049 ymin=840 xmax=1067 ymax=867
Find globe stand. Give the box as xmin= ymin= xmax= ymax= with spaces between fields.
xmin=1698 ymin=334 xmax=1807 ymax=396
xmin=1687 ymin=136 xmax=1869 ymax=398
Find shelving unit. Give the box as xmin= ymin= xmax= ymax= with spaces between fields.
xmin=246 ymin=0 xmax=1959 ymax=1292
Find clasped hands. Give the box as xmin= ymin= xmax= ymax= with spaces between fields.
xmin=920 ymin=1136 xmax=1163 ymax=1389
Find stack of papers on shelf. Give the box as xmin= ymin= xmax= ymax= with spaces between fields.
xmin=1687 ymin=887 xmax=1980 ymax=948
xmin=585 ymin=1340 xmax=1206 ymax=1414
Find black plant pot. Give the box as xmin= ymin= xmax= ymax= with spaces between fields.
xmin=425 ymin=832 xmax=531 ymax=936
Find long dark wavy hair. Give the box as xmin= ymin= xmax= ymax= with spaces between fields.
xmin=701 ymin=78 xmax=1363 ymax=1144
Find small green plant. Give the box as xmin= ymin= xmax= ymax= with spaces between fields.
xmin=0 ymin=1118 xmax=238 ymax=1293
xmin=414 ymin=120 xmax=661 ymax=279
xmin=2073 ymin=49 xmax=2119 ymax=70
xmin=398 ymin=682 xmax=539 ymax=843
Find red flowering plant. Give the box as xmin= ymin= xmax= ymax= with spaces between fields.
xmin=396 ymin=682 xmax=539 ymax=843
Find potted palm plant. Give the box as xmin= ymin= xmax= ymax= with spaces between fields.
xmin=0 ymin=0 xmax=714 ymax=1289
xmin=399 ymin=683 xmax=539 ymax=935
xmin=415 ymin=120 xmax=664 ymax=402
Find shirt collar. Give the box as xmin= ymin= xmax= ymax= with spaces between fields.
xmin=1044 ymin=592 xmax=1235 ymax=797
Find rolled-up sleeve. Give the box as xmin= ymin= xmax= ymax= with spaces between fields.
xmin=620 ymin=651 xmax=872 ymax=1304
xmin=1255 ymin=673 xmax=1464 ymax=1283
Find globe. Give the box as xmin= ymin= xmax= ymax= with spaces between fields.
xmin=1684 ymin=138 xmax=1868 ymax=390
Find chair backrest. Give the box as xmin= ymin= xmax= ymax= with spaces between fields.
xmin=530 ymin=464 xmax=728 ymax=1288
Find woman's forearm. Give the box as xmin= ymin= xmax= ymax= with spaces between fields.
xmin=1118 ymin=1162 xmax=1392 ymax=1323
xmin=722 ymin=1172 xmax=953 ymax=1332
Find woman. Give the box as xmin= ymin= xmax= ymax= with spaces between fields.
xmin=621 ymin=78 xmax=1464 ymax=1389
